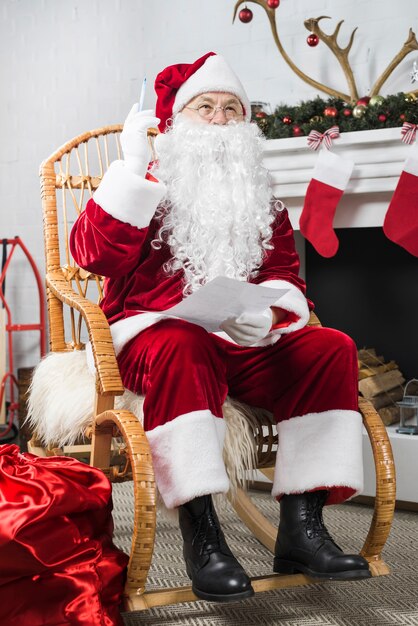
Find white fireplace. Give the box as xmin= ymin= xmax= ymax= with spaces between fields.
xmin=263 ymin=127 xmax=418 ymax=505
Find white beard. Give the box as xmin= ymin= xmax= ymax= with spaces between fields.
xmin=151 ymin=115 xmax=276 ymax=295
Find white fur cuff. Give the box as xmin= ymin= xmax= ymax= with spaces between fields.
xmin=272 ymin=410 xmax=364 ymax=499
xmin=260 ymin=279 xmax=310 ymax=334
xmin=146 ymin=410 xmax=230 ymax=509
xmin=93 ymin=160 xmax=166 ymax=229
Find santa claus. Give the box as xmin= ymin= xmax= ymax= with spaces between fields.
xmin=70 ymin=52 xmax=370 ymax=603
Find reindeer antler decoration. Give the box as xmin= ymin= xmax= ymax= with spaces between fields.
xmin=233 ymin=1 xmax=418 ymax=103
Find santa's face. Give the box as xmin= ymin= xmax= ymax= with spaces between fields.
xmin=181 ymin=91 xmax=245 ymax=125
xmin=152 ymin=95 xmax=275 ymax=295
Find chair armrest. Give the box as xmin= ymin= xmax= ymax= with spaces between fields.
xmin=46 ymin=270 xmax=124 ymax=396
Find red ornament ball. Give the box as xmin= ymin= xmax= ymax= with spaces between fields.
xmin=267 ymin=0 xmax=280 ymax=7
xmin=356 ymin=97 xmax=370 ymax=107
xmin=324 ymin=106 xmax=338 ymax=117
xmin=255 ymin=111 xmax=267 ymax=119
xmin=282 ymin=115 xmax=292 ymax=125
xmin=239 ymin=7 xmax=253 ymax=23
xmin=343 ymin=108 xmax=352 ymax=117
xmin=307 ymin=33 xmax=319 ymax=47
xmin=400 ymin=114 xmax=406 ymax=121
xmin=292 ymin=125 xmax=303 ymax=137
xmin=378 ymin=114 xmax=387 ymax=122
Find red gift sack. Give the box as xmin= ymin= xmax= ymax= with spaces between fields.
xmin=0 ymin=444 xmax=129 ymax=625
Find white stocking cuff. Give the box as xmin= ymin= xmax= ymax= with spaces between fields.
xmin=313 ymin=150 xmax=354 ymax=191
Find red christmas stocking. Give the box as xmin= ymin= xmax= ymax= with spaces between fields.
xmin=383 ymin=143 xmax=418 ymax=256
xmin=300 ymin=150 xmax=354 ymax=257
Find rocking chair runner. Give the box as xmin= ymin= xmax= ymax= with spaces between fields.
xmin=31 ymin=125 xmax=396 ymax=612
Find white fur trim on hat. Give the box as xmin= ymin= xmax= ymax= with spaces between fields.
xmin=173 ymin=55 xmax=251 ymax=122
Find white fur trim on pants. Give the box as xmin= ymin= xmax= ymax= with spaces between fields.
xmin=272 ymin=409 xmax=364 ymax=499
xmin=93 ymin=160 xmax=166 ymax=229
xmin=145 ymin=410 xmax=230 ymax=509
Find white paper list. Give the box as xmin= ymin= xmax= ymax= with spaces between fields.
xmin=163 ymin=276 xmax=289 ymax=332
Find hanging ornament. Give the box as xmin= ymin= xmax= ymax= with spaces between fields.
xmin=292 ymin=125 xmax=303 ymax=136
xmin=343 ymin=108 xmax=352 ymax=117
xmin=307 ymin=33 xmax=319 ymax=47
xmin=282 ymin=115 xmax=292 ymax=125
xmin=400 ymin=114 xmax=406 ymax=121
xmin=255 ymin=111 xmax=267 ymax=118
xmin=309 ymin=115 xmax=323 ymax=124
xmin=356 ymin=96 xmax=370 ymax=107
xmin=239 ymin=6 xmax=253 ymax=23
xmin=369 ymin=95 xmax=385 ymax=107
xmin=378 ymin=113 xmax=387 ymax=122
xmin=404 ymin=92 xmax=417 ymax=102
xmin=353 ymin=104 xmax=367 ymax=118
xmin=267 ymin=0 xmax=280 ymax=8
xmin=324 ymin=106 xmax=338 ymax=117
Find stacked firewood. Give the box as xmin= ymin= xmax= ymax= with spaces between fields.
xmin=358 ymin=348 xmax=405 ymax=426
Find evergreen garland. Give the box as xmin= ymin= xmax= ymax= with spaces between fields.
xmin=253 ymin=92 xmax=418 ymax=139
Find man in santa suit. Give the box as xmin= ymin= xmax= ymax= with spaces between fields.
xmin=70 ymin=52 xmax=370 ymax=603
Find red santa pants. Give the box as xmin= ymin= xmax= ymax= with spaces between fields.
xmin=118 ymin=319 xmax=363 ymax=508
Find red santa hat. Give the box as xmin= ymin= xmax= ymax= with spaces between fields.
xmin=154 ymin=52 xmax=252 ymax=132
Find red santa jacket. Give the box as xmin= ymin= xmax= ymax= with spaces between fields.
xmin=70 ymin=192 xmax=312 ymax=357
xmin=70 ymin=161 xmax=313 ymax=353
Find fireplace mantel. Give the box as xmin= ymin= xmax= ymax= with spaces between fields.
xmin=263 ymin=127 xmax=409 ymax=230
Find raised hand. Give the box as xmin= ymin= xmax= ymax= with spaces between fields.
xmin=120 ymin=105 xmax=160 ymax=176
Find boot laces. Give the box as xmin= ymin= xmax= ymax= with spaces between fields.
xmin=193 ymin=508 xmax=222 ymax=556
xmin=306 ymin=495 xmax=333 ymax=541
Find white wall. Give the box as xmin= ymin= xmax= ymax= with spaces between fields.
xmin=1 ymin=0 xmax=417 ymax=369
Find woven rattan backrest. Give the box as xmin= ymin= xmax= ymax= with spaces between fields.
xmin=40 ymin=125 xmax=122 ymax=351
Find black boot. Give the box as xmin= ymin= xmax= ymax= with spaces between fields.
xmin=273 ymin=490 xmax=371 ymax=580
xmin=178 ymin=495 xmax=254 ymax=602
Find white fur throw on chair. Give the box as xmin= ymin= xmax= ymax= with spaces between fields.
xmin=26 ymin=350 xmax=260 ymax=494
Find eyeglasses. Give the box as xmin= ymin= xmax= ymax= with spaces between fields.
xmin=185 ymin=103 xmax=244 ymax=121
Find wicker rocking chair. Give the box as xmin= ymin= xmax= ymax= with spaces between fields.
xmin=30 ymin=125 xmax=396 ymax=612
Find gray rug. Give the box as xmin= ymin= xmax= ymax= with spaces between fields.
xmin=112 ymin=483 xmax=418 ymax=626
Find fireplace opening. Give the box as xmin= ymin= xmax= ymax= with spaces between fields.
xmin=305 ymin=227 xmax=418 ymax=380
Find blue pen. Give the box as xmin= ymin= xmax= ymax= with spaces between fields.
xmin=138 ymin=77 xmax=147 ymax=112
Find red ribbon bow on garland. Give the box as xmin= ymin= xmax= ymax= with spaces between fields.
xmin=401 ymin=122 xmax=417 ymax=144
xmin=307 ymin=126 xmax=340 ymax=150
